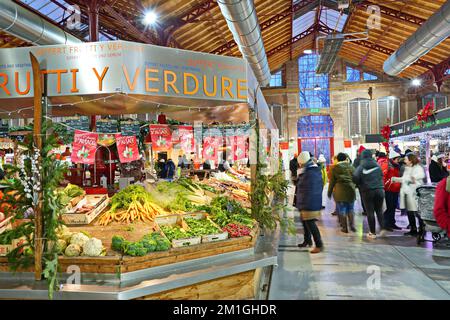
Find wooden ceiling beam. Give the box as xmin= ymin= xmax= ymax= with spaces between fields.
xmin=211 ymin=0 xmax=318 ymax=55
xmin=345 ymin=35 xmax=434 ymax=70
xmin=357 ymin=1 xmax=426 ymax=26
xmin=102 ymin=3 xmax=159 ymax=44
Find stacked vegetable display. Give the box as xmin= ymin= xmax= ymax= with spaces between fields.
xmin=111 ymin=232 xmax=170 ymax=256
xmin=98 ymin=185 xmax=169 ymax=225
xmin=54 ymin=226 xmax=105 ymax=257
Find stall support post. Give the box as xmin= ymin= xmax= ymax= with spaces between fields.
xmin=30 ymin=53 xmax=44 ymax=281
xmin=425 ymin=134 xmax=431 ymax=184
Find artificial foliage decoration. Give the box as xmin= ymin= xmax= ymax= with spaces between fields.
xmin=250 ymin=120 xmax=295 ymax=234
xmin=416 ymin=101 xmax=436 ymax=126
xmin=1 ymin=120 xmax=68 ymax=299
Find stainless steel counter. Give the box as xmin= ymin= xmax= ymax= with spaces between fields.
xmin=0 ymin=227 xmax=279 ymax=300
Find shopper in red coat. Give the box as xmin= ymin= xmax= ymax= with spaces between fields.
xmin=434 ymin=176 xmax=450 ymax=234
xmin=383 ymin=151 xmax=402 ymax=231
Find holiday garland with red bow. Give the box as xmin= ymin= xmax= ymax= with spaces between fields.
xmin=416 ymin=101 xmax=436 ymax=126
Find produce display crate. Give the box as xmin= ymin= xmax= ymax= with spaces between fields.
xmin=0 ymin=237 xmax=25 ymax=257
xmin=62 ymin=195 xmax=109 ymax=225
xmin=182 ymin=212 xmax=229 ymax=243
xmin=0 ymin=216 xmax=13 ymax=235
xmin=68 ymin=191 xmax=86 ymax=208
xmin=156 ymin=214 xmax=201 ymax=248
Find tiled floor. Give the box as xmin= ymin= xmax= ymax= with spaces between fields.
xmin=269 ymin=185 xmax=450 ymax=300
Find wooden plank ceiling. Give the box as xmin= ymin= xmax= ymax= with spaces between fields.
xmin=2 ymin=0 xmax=450 ymax=80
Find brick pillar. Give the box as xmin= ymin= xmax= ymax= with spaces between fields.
xmin=285 ymin=59 xmax=300 ymax=155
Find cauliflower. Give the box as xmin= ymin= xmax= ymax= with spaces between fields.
xmin=65 ymin=244 xmax=81 ymax=257
xmin=56 ymin=225 xmax=73 ymax=243
xmin=82 ymin=238 xmax=103 ymax=257
xmin=55 ymin=239 xmax=67 ymax=254
xmin=70 ymin=232 xmax=89 ymax=247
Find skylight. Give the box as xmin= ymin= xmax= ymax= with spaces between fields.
xmin=293 ymin=10 xmax=316 ymax=37
xmin=320 ymin=8 xmax=348 ymax=32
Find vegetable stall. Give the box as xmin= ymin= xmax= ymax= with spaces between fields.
xmin=0 ymin=41 xmax=286 ymax=300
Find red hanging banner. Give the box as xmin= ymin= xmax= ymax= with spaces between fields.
xmin=116 ymin=134 xmax=140 ymax=163
xmin=150 ymin=124 xmax=172 ymax=151
xmin=71 ymin=130 xmax=98 ymax=164
xmin=179 ymin=125 xmax=194 ymax=153
xmin=234 ymin=136 xmax=247 ymax=161
xmin=203 ymin=136 xmax=221 ymax=161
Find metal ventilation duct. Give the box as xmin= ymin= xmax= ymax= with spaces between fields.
xmin=217 ymin=0 xmax=271 ymax=87
xmin=383 ymin=0 xmax=450 ymax=76
xmin=316 ymin=34 xmax=345 ymax=74
xmin=0 ymin=0 xmax=82 ymax=45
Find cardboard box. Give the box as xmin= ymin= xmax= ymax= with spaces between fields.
xmin=0 ymin=216 xmax=13 ymax=234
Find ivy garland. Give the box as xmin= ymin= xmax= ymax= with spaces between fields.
xmin=1 ymin=120 xmax=68 ymax=299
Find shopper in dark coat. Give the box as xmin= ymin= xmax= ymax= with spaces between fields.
xmin=289 ymin=154 xmax=299 ymax=182
xmin=353 ymin=145 xmax=367 ymax=216
xmin=353 ymin=149 xmax=387 ymax=239
xmin=295 ymin=151 xmax=323 ymax=254
xmin=164 ymin=159 xmax=176 ymax=180
xmin=328 ymin=153 xmax=356 ymax=233
xmin=429 ymin=155 xmax=448 ymax=183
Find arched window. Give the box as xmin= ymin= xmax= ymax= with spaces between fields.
xmin=422 ymin=93 xmax=447 ymax=110
xmin=298 ymin=116 xmax=334 ymax=164
xmin=298 ymin=54 xmax=330 ymax=109
xmin=348 ymin=98 xmax=371 ymax=137
xmin=377 ymin=96 xmax=400 ymax=130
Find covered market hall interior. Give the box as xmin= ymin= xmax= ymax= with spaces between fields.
xmin=0 ymin=0 xmax=448 ymax=301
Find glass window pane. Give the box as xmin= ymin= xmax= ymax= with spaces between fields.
xmin=269 ymin=70 xmax=282 ymax=87
xmin=363 ymin=72 xmax=378 ymax=81
xmin=346 ymin=66 xmax=360 ymax=82
xmin=348 ymin=99 xmax=370 ymax=137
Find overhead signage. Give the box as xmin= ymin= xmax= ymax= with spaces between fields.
xmin=390 ymin=108 xmax=450 ymax=138
xmin=0 ymin=41 xmax=248 ymax=102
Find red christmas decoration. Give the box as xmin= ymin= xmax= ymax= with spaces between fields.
xmin=380 ymin=125 xmax=391 ymax=141
xmin=416 ymin=101 xmax=435 ymax=126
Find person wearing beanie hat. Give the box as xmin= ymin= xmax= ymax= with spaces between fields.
xmin=353 ymin=149 xmax=388 ymax=239
xmin=327 ymin=152 xmax=356 ymax=233
xmin=317 ymin=154 xmax=328 ymax=188
xmin=295 ymin=151 xmax=324 ymax=253
xmin=383 ymin=150 xmax=402 ymax=232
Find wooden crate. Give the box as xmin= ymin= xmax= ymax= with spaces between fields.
xmin=156 ymin=214 xmax=201 ymax=248
xmin=0 ymin=216 xmax=13 ymax=234
xmin=62 ymin=195 xmax=109 ymax=225
xmin=182 ymin=212 xmax=229 ymax=243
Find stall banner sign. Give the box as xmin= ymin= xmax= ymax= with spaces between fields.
xmin=97 ymin=133 xmax=117 ymax=147
xmin=203 ymin=136 xmax=221 ymax=161
xmin=0 ymin=41 xmax=248 ymax=103
xmin=71 ymin=130 xmax=98 ymax=164
xmin=120 ymin=120 xmax=141 ymax=136
xmin=65 ymin=116 xmax=90 ymax=132
xmin=96 ymin=118 xmax=118 ymax=133
xmin=270 ymin=129 xmax=280 ymax=174
xmin=0 ymin=122 xmax=8 ymax=138
xmin=224 ymin=135 xmax=235 ymax=159
xmin=234 ymin=136 xmax=247 ymax=161
xmin=179 ymin=125 xmax=195 ymax=153
xmin=150 ymin=124 xmax=172 ymax=151
xmin=116 ymin=134 xmax=140 ymax=163
xmin=171 ymin=127 xmax=181 ymax=145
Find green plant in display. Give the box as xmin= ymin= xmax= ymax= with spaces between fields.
xmin=1 ymin=120 xmax=68 ymax=299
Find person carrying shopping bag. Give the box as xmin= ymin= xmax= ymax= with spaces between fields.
xmin=391 ymin=153 xmax=426 ymax=236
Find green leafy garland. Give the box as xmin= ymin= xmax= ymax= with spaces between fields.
xmin=1 ymin=120 xmax=68 ymax=299
xmin=249 ymin=121 xmax=295 ymax=234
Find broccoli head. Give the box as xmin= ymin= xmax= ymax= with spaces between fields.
xmin=111 ymin=235 xmax=125 ymax=252
xmin=140 ymin=238 xmax=157 ymax=252
xmin=124 ymin=242 xmax=148 ymax=256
